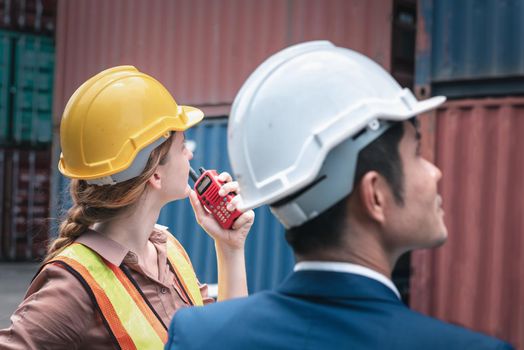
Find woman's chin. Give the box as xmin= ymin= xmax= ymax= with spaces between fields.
xmin=183 ymin=184 xmax=192 ymax=197
xmin=166 ymin=186 xmax=192 ymax=203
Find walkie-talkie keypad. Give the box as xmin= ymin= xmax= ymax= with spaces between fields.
xmin=211 ymin=199 xmax=231 ymax=224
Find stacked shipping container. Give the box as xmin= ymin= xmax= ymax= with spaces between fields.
xmin=0 ymin=1 xmax=55 ymax=261
xmin=412 ymin=0 xmax=523 ymax=347
xmin=1 ymin=148 xmax=51 ymax=260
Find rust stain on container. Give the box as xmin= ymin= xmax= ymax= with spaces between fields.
xmin=411 ymin=97 xmax=524 ymax=348
xmin=53 ymin=0 xmax=392 ymax=121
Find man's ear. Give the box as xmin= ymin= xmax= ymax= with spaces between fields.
xmin=148 ymin=171 xmax=162 ymax=190
xmin=357 ymin=171 xmax=388 ymax=224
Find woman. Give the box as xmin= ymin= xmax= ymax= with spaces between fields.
xmin=0 ymin=66 xmax=254 ymax=349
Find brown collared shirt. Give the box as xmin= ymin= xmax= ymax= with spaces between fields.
xmin=0 ymin=228 xmax=214 ymax=350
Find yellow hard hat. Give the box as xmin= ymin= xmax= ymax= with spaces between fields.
xmin=58 ymin=66 xmax=204 ymax=184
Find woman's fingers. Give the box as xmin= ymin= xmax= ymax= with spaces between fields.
xmin=226 ymin=195 xmax=242 ymax=211
xmin=217 ymin=172 xmax=233 ymax=183
xmin=231 ymin=210 xmax=255 ymax=230
xmin=219 ymin=181 xmax=239 ymax=197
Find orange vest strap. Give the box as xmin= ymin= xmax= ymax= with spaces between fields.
xmin=52 ymin=258 xmax=139 ymax=349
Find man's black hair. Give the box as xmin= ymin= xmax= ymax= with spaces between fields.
xmin=284 ymin=121 xmax=405 ymax=256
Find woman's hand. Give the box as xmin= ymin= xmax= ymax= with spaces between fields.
xmin=189 ymin=172 xmax=255 ymax=251
xmin=189 ymin=171 xmax=253 ymax=299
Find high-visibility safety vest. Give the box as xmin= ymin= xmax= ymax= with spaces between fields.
xmin=43 ymin=234 xmax=203 ymax=350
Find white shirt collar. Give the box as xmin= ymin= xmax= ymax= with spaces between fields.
xmin=294 ymin=261 xmax=401 ymax=300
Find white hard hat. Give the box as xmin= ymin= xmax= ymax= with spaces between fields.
xmin=228 ymin=41 xmax=445 ymax=228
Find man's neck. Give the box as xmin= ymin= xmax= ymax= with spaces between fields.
xmin=296 ymin=230 xmax=397 ymax=279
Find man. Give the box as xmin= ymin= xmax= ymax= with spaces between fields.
xmin=166 ymin=41 xmax=514 ymax=349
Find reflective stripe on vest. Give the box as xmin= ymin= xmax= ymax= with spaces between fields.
xmin=165 ymin=234 xmax=204 ymax=306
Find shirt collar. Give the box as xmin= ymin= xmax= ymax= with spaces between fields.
xmin=294 ymin=261 xmax=401 ymax=300
xmin=75 ymin=225 xmax=168 ymax=267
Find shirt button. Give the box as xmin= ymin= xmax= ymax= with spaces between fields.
xmin=160 ymin=287 xmax=168 ymax=294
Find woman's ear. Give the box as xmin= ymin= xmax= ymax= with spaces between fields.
xmin=358 ymin=171 xmax=387 ymax=224
xmin=148 ymin=171 xmax=162 ymax=190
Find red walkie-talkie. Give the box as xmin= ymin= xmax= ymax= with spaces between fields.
xmin=189 ymin=167 xmax=242 ymax=229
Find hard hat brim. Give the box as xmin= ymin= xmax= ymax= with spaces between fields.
xmin=180 ymin=105 xmax=204 ymax=130
xmin=408 ymin=96 xmax=446 ymax=117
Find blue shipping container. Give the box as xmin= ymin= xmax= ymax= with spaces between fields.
xmin=418 ymin=0 xmax=524 ymax=98
xmin=12 ymin=34 xmax=55 ymax=144
xmin=54 ymin=118 xmax=295 ymax=293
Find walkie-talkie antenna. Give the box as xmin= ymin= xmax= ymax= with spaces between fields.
xmin=189 ymin=167 xmax=199 ymax=183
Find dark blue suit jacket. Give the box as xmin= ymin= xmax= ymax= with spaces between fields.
xmin=166 ymin=271 xmax=514 ymax=349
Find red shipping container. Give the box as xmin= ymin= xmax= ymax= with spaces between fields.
xmin=53 ymin=0 xmax=393 ymax=120
xmin=411 ymin=97 xmax=524 ymax=348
